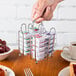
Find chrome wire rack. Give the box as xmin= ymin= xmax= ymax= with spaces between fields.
xmin=18 ymin=21 xmax=56 ymax=62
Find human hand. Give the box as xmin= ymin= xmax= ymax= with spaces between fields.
xmin=32 ymin=0 xmax=62 ymax=23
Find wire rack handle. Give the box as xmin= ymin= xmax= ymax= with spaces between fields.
xmin=20 ymin=23 xmax=27 ymax=33
xmin=28 ymin=23 xmax=33 ymax=32
xmin=31 ymin=20 xmax=47 ymax=34
xmin=49 ymin=27 xmax=56 ymax=34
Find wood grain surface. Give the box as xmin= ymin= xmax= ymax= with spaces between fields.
xmin=0 ymin=50 xmax=69 ymax=76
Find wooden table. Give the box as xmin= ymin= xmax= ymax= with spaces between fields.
xmin=0 ymin=50 xmax=69 ymax=76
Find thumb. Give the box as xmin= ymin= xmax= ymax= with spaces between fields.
xmin=43 ymin=6 xmax=53 ymax=18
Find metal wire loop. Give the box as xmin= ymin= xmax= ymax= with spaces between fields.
xmin=20 ymin=23 xmax=27 ymax=33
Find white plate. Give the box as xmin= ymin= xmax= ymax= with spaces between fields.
xmin=61 ymin=52 xmax=76 ymax=62
xmin=58 ymin=66 xmax=70 ymax=76
xmin=0 ymin=65 xmax=15 ymax=76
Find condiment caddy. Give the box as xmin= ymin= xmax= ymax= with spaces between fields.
xmin=18 ymin=21 xmax=56 ymax=62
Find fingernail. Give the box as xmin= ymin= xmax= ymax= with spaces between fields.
xmin=48 ymin=6 xmax=53 ymax=11
xmin=48 ymin=7 xmax=51 ymax=10
xmin=34 ymin=13 xmax=39 ymax=19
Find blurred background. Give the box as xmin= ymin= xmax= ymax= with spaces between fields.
xmin=0 ymin=0 xmax=76 ymax=50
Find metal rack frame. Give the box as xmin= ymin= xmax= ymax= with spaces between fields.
xmin=18 ymin=22 xmax=56 ymax=62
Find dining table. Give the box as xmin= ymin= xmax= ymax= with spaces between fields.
xmin=0 ymin=50 xmax=70 ymax=76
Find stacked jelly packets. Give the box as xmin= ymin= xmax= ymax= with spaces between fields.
xmin=19 ymin=31 xmax=32 ymax=55
xmin=31 ymin=33 xmax=55 ymax=61
xmin=18 ymin=23 xmax=56 ymax=61
xmin=18 ymin=23 xmax=32 ymax=55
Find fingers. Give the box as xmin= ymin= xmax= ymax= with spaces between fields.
xmin=45 ymin=13 xmax=53 ymax=20
xmin=43 ymin=6 xmax=53 ymax=19
xmin=33 ymin=3 xmax=46 ymax=20
xmin=35 ymin=6 xmax=53 ymax=23
xmin=31 ymin=0 xmax=56 ymax=23
xmin=42 ymin=6 xmax=53 ymax=21
xmin=35 ymin=18 xmax=44 ymax=23
xmin=31 ymin=2 xmax=38 ymax=20
xmin=34 ymin=0 xmax=54 ymax=20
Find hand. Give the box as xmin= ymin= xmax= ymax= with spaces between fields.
xmin=32 ymin=0 xmax=62 ymax=23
